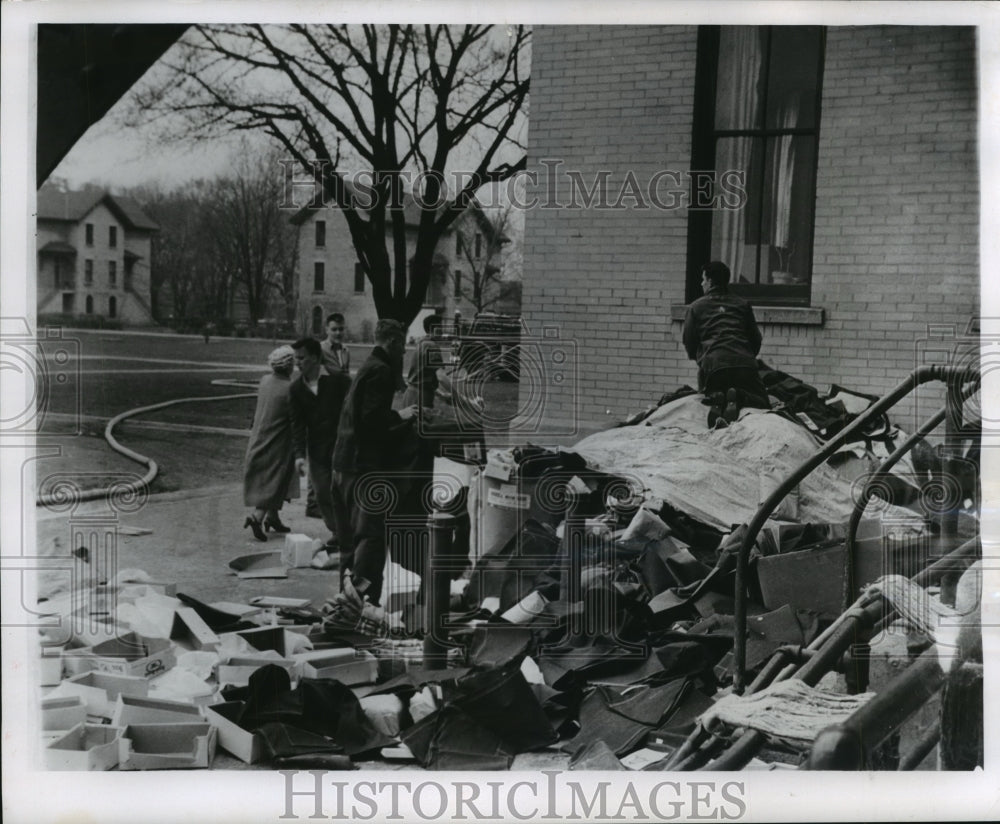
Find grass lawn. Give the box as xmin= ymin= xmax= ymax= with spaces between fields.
xmin=32 ymin=329 xmax=521 ymax=498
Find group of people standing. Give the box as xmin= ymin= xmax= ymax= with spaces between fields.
xmin=242 ymin=312 xmax=446 ymax=606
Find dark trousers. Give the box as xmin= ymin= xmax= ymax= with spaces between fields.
xmin=705 ymin=366 xmax=769 ymax=409
xmin=309 ymin=454 xmax=352 ymax=551
xmin=335 ymin=470 xmax=390 ymax=605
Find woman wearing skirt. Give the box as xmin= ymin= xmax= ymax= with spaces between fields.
xmin=243 ymin=345 xmax=299 ymax=540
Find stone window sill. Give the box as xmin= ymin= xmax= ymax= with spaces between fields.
xmin=669 ymin=304 xmax=825 ymax=326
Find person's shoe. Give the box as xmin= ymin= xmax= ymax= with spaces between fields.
xmin=707 ymin=407 xmax=728 ymax=429
xmin=243 ymin=515 xmax=267 ymax=542
xmin=264 ymin=516 xmax=291 ymax=533
xmin=305 ymin=505 xmax=322 ymax=519
xmin=723 ymin=388 xmax=743 ymax=423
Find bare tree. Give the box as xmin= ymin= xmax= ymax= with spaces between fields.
xmin=454 ymin=204 xmax=520 ymax=313
xmin=127 ymin=24 xmax=530 ymax=327
xmin=205 ymin=150 xmax=298 ymax=325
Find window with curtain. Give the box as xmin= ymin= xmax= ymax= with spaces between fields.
xmin=687 ymin=26 xmax=824 ymax=306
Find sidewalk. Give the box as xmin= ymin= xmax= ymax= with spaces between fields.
xmin=36 ymin=481 xmax=342 ymax=608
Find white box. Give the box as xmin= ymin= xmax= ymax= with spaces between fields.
xmin=118 ymin=723 xmax=217 ymax=770
xmin=41 ymin=695 xmax=87 ymax=731
xmin=45 ymin=723 xmax=123 ymax=771
xmin=215 ymin=655 xmax=297 ymax=687
xmin=111 ymin=694 xmax=204 ymax=726
xmin=89 ymin=633 xmax=176 ymax=678
xmin=55 ymin=670 xmax=151 ymax=717
xmin=293 ymin=648 xmax=378 ymax=685
xmin=203 ymin=702 xmax=264 ymax=764
xmin=283 ymin=534 xmax=323 ymax=568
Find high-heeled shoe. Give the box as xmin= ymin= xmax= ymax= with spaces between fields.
xmin=263 ymin=515 xmax=291 ymax=534
xmin=244 ymin=515 xmax=267 ymax=542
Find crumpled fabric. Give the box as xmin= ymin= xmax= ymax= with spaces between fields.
xmin=238 ymin=665 xmax=394 ymax=756
xmin=399 ymin=663 xmax=558 ymax=768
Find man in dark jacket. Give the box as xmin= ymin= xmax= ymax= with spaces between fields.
xmin=290 ymin=337 xmax=352 ymax=556
xmin=682 ymin=261 xmax=769 ymax=426
xmin=333 ymin=319 xmax=418 ymax=605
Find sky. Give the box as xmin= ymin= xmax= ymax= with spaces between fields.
xmin=48 ymin=24 xmax=530 ymax=197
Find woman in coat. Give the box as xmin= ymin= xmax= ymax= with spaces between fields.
xmin=243 ymin=345 xmax=298 ymax=540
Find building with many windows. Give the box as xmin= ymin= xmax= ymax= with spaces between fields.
xmin=36 ymin=183 xmax=159 ymax=324
xmin=521 ymin=25 xmax=978 ymax=434
xmin=291 ymin=191 xmax=509 ymax=342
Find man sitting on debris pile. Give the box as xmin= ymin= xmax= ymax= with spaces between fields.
xmin=682 ymin=260 xmax=770 ymax=427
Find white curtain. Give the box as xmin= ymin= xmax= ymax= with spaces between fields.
xmin=712 ymin=28 xmax=762 ymax=283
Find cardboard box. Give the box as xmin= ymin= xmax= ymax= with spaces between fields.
xmin=293 ymin=648 xmax=378 ymax=685
xmin=228 ymin=551 xmax=287 ymax=579
xmin=215 ymin=655 xmax=297 ymax=687
xmin=231 ymin=625 xmax=310 ymax=657
xmin=90 ymin=632 xmax=176 ymax=678
xmin=45 ymin=723 xmax=123 ymax=771
xmin=60 ymin=639 xmax=96 ymax=677
xmin=111 ymin=695 xmax=204 ymax=726
xmin=41 ymin=695 xmax=87 ymax=731
xmin=170 ymin=607 xmax=220 ymax=651
xmin=55 ymin=670 xmax=151 ymax=717
xmin=118 ymin=723 xmax=217 ymax=770
xmin=40 ymin=647 xmax=64 ymax=686
xmin=203 ymin=701 xmax=264 ymax=764
xmin=282 ymin=534 xmax=323 ymax=569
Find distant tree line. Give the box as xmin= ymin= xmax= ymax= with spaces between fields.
xmin=128 ymin=148 xmax=298 ymax=331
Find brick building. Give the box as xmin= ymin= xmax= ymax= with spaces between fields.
xmin=520 ymin=25 xmax=978 ymax=437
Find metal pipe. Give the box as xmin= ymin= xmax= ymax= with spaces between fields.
xmin=804 ymin=648 xmax=944 ymax=769
xmin=734 ymin=364 xmax=974 ymax=693
xmin=897 ymin=724 xmax=941 ymax=771
xmin=423 ymin=512 xmax=457 ymax=669
xmin=704 ymin=600 xmax=887 ymax=771
xmin=843 ymin=406 xmax=947 ymax=613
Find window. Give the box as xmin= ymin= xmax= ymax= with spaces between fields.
xmin=108 ymin=260 xmax=117 ymax=287
xmin=475 ymin=233 xmax=482 ymax=259
xmin=85 ymin=223 xmax=94 ymax=246
xmin=311 ymin=306 xmax=324 ymax=335
xmin=108 ymin=296 xmax=117 ymax=318
xmin=109 ymin=226 xmax=117 ymax=248
xmin=313 ymin=261 xmax=325 ymax=292
xmin=84 ymin=259 xmax=94 ymax=285
xmin=354 ymin=262 xmax=365 ymax=293
xmin=454 ymin=269 xmax=462 ymax=298
xmin=62 ymin=294 xmax=74 ymax=314
xmin=315 ymin=220 xmax=326 ymax=247
xmin=85 ymin=295 xmax=94 ymax=314
xmin=455 ymin=234 xmax=462 ymax=256
xmin=687 ymin=26 xmax=824 ymax=306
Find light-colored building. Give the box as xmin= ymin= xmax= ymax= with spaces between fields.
xmin=36 ymin=184 xmax=159 ymax=324
xmin=291 ymin=193 xmax=503 ymax=341
xmin=522 ymin=25 xmax=978 ymax=435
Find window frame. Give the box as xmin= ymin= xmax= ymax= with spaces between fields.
xmin=108 ymin=260 xmax=117 ymax=287
xmin=685 ymin=25 xmax=825 ymax=307
xmin=85 ymin=223 xmax=94 ymax=246
xmin=84 ymin=259 xmax=94 ymax=285
xmin=313 ymin=261 xmax=325 ymax=292
xmin=315 ymin=219 xmax=326 ymax=248
xmin=454 ymin=269 xmax=462 ymax=299
xmin=109 ymin=225 xmax=117 ymax=248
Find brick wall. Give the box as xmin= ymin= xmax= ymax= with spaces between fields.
xmin=521 ymin=25 xmax=978 ymax=440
